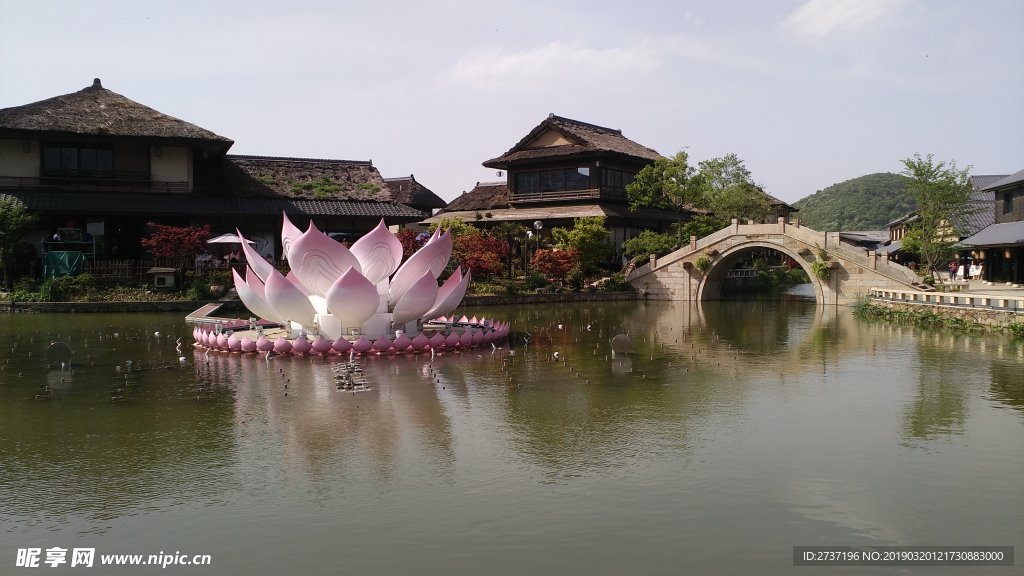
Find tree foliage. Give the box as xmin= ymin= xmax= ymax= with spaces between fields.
xmin=551 ymin=216 xmax=610 ymax=272
xmin=699 ymin=153 xmax=774 ymax=223
xmin=0 ymin=197 xmax=37 ymax=289
xmin=488 ymin=221 xmax=528 ymax=279
xmin=622 ymin=230 xmax=676 ymax=266
xmin=792 ymin=173 xmax=914 ymax=231
xmin=453 ymin=232 xmax=508 ymax=278
xmin=627 ymin=150 xmax=705 ymax=243
xmin=531 ymin=248 xmax=577 ymax=282
xmin=139 ymin=222 xmax=211 ymax=265
xmin=900 ymin=154 xmax=975 ymax=274
xmin=396 ymin=228 xmax=427 ymax=259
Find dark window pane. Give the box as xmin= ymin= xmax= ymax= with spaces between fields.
xmin=61 ymin=148 xmax=77 ymax=170
xmin=540 ymin=169 xmax=564 ymax=192
xmin=80 ymin=149 xmax=97 ymax=172
xmin=43 ymin=147 xmax=60 ymax=170
xmin=516 ymin=172 xmax=539 ymax=193
xmin=566 ymin=167 xmax=589 ymax=190
xmin=96 ymin=149 xmax=113 ymax=174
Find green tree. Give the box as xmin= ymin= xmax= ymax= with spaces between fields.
xmin=627 ymin=150 xmax=706 ymax=244
xmin=551 ymin=216 xmax=610 ymax=273
xmin=900 ymin=154 xmax=976 ymax=275
xmin=622 ymin=230 xmax=676 ymax=266
xmin=699 ymin=153 xmax=773 ymax=223
xmin=0 ymin=196 xmax=37 ymax=290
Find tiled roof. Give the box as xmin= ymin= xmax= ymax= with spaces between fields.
xmin=957 ymin=221 xmax=1024 ymax=247
xmin=0 ymin=79 xmax=232 ymax=146
xmin=1 ymin=191 xmax=423 ymax=218
xmin=483 ymin=114 xmax=661 ymax=168
xmin=982 ymin=169 xmax=1024 ymax=191
xmin=425 ymin=202 xmax=679 ymax=225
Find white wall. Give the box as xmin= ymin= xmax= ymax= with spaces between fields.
xmin=0 ymin=138 xmax=40 ymax=177
xmin=150 ymin=145 xmax=191 ymax=189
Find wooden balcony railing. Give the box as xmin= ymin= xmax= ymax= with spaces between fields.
xmin=509 ymin=188 xmax=604 ymax=203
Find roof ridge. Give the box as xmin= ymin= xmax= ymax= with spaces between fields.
xmin=548 ymin=114 xmax=621 ymax=134
xmin=227 ymin=154 xmax=372 ymax=165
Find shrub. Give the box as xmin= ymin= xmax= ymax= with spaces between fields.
xmin=602 ymin=272 xmax=631 ymax=292
xmin=525 ymin=271 xmax=548 ymax=291
xmin=695 ymin=254 xmax=712 ymax=274
xmin=566 ymin=266 xmax=585 ymax=292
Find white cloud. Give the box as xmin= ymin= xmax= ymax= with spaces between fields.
xmin=782 ymin=0 xmax=910 ymax=39
xmin=442 ymin=38 xmax=716 ymax=92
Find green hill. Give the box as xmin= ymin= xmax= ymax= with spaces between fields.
xmin=793 ymin=173 xmax=914 ymax=231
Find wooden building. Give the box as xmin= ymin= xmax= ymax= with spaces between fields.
xmin=0 ymin=79 xmax=425 ymax=267
xmin=426 ymin=114 xmax=680 ymax=263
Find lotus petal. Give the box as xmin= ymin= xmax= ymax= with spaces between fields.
xmin=289 ymin=220 xmax=361 ymax=297
xmin=429 ymin=333 xmax=446 ymax=349
xmin=392 ymin=333 xmax=412 ymax=352
xmin=460 ymin=331 xmax=474 ymax=347
xmin=332 ymin=337 xmax=352 ymax=353
xmin=237 ymin=229 xmax=276 ymax=283
xmin=264 ymin=268 xmax=317 ymax=327
xmin=205 ymin=332 xmax=217 ymax=348
xmin=372 ymin=335 xmax=393 ymax=352
xmin=227 ymin=334 xmax=242 ymax=351
xmin=281 ymin=211 xmax=303 ymax=260
xmin=458 ymin=315 xmax=469 ymax=324
xmin=325 ymin=267 xmax=380 ymax=331
xmin=471 ymin=331 xmax=483 ymax=346
xmin=391 ymin=270 xmax=438 ymax=326
xmin=241 ymin=336 xmax=257 ymax=352
xmin=350 ymin=219 xmax=403 ymax=285
xmin=286 ymin=271 xmax=316 ymax=297
xmin=273 ymin=338 xmax=293 ymax=354
xmin=244 ymin=270 xmax=287 ymax=324
xmin=389 ymin=230 xmax=452 ymax=308
xmin=233 ymin=269 xmax=279 ymax=324
xmin=410 ymin=333 xmax=429 ymax=350
xmin=193 ymin=327 xmax=201 ymax=342
xmin=469 ymin=316 xmax=479 ymax=325
xmin=292 ymin=335 xmax=312 ymax=354
xmin=423 ymin=267 xmax=470 ymax=321
xmin=311 ymin=335 xmax=332 ymax=354
xmin=256 ymin=335 xmax=273 ymax=352
xmin=445 ymin=332 xmax=461 ymax=348
xmin=351 ymin=336 xmax=374 ymax=353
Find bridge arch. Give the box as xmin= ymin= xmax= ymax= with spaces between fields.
xmin=697 ymin=240 xmax=826 ymax=303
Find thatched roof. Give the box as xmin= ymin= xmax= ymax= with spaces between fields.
xmin=384 ymin=175 xmax=447 ymax=210
xmin=437 ymin=181 xmax=509 ymax=213
xmin=224 ymin=155 xmax=393 ymax=201
xmin=0 ymin=79 xmax=232 ymax=149
xmin=483 ymin=114 xmax=661 ymax=169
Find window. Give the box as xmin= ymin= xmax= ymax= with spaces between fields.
xmin=515 ymin=167 xmax=591 ymax=194
xmin=42 ymin=145 xmax=113 ymax=178
xmin=1004 ymin=191 xmax=1014 ymax=215
xmin=601 ymin=168 xmax=635 ymax=195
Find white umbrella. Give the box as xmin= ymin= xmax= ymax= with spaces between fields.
xmin=207 ymin=233 xmax=255 ymax=244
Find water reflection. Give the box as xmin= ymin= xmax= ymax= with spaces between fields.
xmin=1 ymin=307 xmax=1021 ymax=574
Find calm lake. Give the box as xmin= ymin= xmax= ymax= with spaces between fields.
xmin=1 ymin=299 xmax=1022 ymax=575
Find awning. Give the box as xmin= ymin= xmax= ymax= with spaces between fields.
xmin=957 ymin=221 xmax=1024 ymax=248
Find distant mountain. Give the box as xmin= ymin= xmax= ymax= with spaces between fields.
xmin=793 ymin=173 xmax=914 ymax=231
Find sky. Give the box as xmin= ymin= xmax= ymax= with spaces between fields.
xmin=1 ymin=0 xmax=1022 ymax=204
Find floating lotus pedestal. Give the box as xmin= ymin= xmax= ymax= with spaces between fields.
xmin=191 ymin=214 xmax=509 ymax=355
xmin=192 ymin=315 xmax=510 ymax=356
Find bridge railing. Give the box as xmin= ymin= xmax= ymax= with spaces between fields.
xmin=628 ymin=220 xmax=923 ymax=290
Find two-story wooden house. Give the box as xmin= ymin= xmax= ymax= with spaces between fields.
xmin=959 ymin=169 xmax=1024 ymax=284
xmin=426 ymin=114 xmax=680 ymax=263
xmin=0 ymin=79 xmax=425 ymax=271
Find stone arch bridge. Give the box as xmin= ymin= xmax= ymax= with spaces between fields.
xmin=627 ymin=219 xmax=926 ymax=306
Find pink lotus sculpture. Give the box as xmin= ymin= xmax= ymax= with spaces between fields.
xmin=233 ymin=214 xmax=471 ymax=339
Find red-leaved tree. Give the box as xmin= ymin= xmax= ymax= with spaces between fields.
xmin=531 ymin=248 xmax=577 ymax=282
xmin=454 ymin=233 xmax=508 ymax=277
xmin=139 ymin=222 xmax=211 ymax=266
xmin=396 ymin=228 xmax=427 ymax=260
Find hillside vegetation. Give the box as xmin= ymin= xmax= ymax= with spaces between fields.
xmin=793 ymin=173 xmax=914 ymax=231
